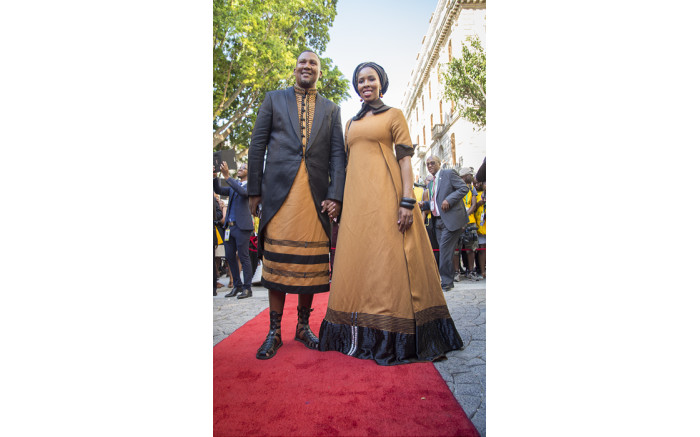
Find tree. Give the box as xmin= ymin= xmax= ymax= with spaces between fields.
xmin=213 ymin=0 xmax=349 ymax=160
xmin=442 ymin=35 xmax=486 ymax=130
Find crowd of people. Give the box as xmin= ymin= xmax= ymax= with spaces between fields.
xmin=413 ymin=158 xmax=486 ymax=285
xmin=213 ymin=50 xmax=485 ymax=366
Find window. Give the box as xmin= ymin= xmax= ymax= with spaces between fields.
xmin=448 ymin=39 xmax=452 ymax=62
xmin=430 ymin=114 xmax=433 ymax=129
xmin=451 ymin=133 xmax=456 ymax=165
xmin=439 ymin=101 xmax=443 ymax=124
xmin=423 ymin=126 xmax=426 ymax=145
xmin=422 ymin=96 xmax=424 ymax=111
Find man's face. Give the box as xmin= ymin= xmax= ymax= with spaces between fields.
xmin=237 ymin=164 xmax=248 ymax=179
xmin=426 ymin=157 xmax=441 ymax=176
xmin=293 ymin=52 xmax=322 ymax=89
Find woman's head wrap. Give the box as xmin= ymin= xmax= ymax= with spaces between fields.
xmin=352 ymin=62 xmax=389 ymax=97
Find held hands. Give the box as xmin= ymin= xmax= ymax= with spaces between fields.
xmin=249 ymin=196 xmax=262 ymax=217
xmin=321 ymin=199 xmax=341 ymax=221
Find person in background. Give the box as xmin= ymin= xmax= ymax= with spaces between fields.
xmin=471 ymin=179 xmax=486 ymax=279
xmin=422 ymin=173 xmax=439 ymax=266
xmin=460 ymin=168 xmax=480 ymax=281
xmin=419 ymin=156 xmax=469 ymax=291
xmin=214 ymin=194 xmax=223 ymax=296
xmin=213 ymin=161 xmax=255 ymax=299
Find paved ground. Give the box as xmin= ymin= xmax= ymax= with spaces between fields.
xmin=213 ymin=269 xmax=486 ymax=437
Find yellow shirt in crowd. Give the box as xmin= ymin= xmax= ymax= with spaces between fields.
xmin=475 ymin=191 xmax=486 ymax=235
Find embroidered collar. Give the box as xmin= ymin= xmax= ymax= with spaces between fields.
xmin=294 ymin=85 xmax=317 ymax=95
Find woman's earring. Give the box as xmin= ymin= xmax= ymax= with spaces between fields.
xmin=380 ymin=92 xmax=384 ymax=98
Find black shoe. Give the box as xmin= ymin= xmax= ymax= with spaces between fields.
xmin=225 ymin=287 xmax=243 ymax=298
xmin=256 ymin=310 xmax=283 ymax=360
xmin=294 ymin=306 xmax=319 ymax=350
xmin=236 ymin=288 xmax=252 ymax=299
xmin=441 ymin=283 xmax=454 ymax=292
xmin=213 ymin=289 xmax=217 ymax=296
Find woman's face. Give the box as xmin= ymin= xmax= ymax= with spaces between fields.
xmin=357 ymin=66 xmax=381 ymax=103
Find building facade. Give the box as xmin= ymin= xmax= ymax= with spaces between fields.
xmin=400 ymin=0 xmax=486 ymax=181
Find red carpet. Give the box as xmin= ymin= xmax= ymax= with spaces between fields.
xmin=214 ymin=293 xmax=479 ymax=436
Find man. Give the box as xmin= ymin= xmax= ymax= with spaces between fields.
xmin=419 ymin=156 xmax=469 ymax=291
xmin=247 ymin=50 xmax=346 ymax=360
xmin=213 ymin=194 xmax=223 ymax=296
xmin=213 ymin=161 xmax=254 ymax=299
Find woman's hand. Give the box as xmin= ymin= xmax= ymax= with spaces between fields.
xmin=397 ymin=206 xmax=414 ymax=233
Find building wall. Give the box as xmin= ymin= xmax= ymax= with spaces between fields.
xmin=402 ymin=0 xmax=486 ymax=182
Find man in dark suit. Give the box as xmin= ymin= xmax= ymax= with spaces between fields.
xmin=420 ymin=156 xmax=469 ymax=291
xmin=213 ymin=161 xmax=255 ymax=299
xmin=247 ymin=50 xmax=346 ymax=360
xmin=214 ymin=194 xmax=223 ymax=296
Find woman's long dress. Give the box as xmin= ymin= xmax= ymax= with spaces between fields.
xmin=318 ymin=108 xmax=463 ymax=365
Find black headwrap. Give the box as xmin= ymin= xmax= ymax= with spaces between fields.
xmin=352 ymin=61 xmax=389 ymax=96
xmin=352 ymin=61 xmax=391 ymax=120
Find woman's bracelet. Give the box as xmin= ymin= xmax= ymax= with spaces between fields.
xmin=399 ymin=197 xmax=416 ymax=209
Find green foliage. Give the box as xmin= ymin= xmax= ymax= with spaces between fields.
xmin=213 ymin=0 xmax=349 ymax=154
xmin=442 ymin=35 xmax=486 ymax=130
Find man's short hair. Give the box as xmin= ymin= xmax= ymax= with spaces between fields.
xmin=298 ymin=50 xmax=319 ymax=61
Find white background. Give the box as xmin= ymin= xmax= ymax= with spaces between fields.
xmin=1 ymin=0 xmax=699 ymax=435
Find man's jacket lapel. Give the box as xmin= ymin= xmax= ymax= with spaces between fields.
xmin=285 ymin=87 xmax=302 ymax=144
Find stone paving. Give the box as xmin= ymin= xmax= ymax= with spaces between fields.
xmin=213 ymin=270 xmax=486 ymax=437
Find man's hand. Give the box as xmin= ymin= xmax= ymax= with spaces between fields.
xmin=441 ymin=199 xmax=451 ymax=211
xmin=321 ymin=199 xmax=341 ymax=220
xmin=220 ymin=162 xmax=230 ymax=179
xmin=249 ymin=196 xmax=261 ymax=217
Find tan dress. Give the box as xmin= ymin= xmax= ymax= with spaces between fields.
xmin=260 ymin=86 xmax=331 ymax=294
xmin=319 ymin=108 xmax=463 ymax=365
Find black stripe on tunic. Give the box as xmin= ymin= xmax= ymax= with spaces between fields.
xmin=263 ymin=250 xmax=329 ymax=265
xmin=261 ymin=278 xmax=329 ymax=295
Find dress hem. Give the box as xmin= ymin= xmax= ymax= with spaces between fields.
xmin=318 ymin=318 xmax=463 ymax=366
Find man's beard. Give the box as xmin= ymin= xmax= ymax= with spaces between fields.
xmin=298 ymin=75 xmax=315 ymax=88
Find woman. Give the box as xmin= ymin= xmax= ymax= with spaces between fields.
xmin=318 ymin=62 xmax=463 ymax=365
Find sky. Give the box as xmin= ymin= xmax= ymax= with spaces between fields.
xmin=324 ymin=0 xmax=439 ymax=123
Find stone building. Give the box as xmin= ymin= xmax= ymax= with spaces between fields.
xmin=400 ymin=0 xmax=486 ymax=181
